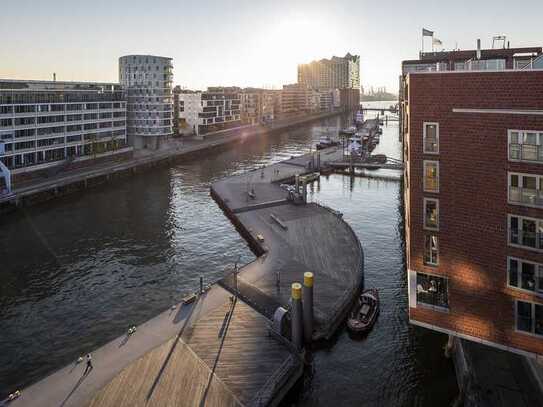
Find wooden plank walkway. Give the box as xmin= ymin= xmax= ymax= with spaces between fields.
xmin=87 ymin=296 xmax=300 ymax=407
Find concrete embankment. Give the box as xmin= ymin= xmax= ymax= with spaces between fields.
xmin=0 ymin=110 xmax=343 ymax=213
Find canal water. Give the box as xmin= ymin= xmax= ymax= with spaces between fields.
xmin=0 ymin=102 xmax=457 ymax=405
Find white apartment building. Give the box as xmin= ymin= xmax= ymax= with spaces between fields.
xmin=119 ymin=55 xmax=173 ymax=149
xmin=174 ymin=90 xmax=202 ymax=135
xmin=173 ymin=87 xmax=242 ymax=136
xmin=0 ymin=79 xmax=128 ymax=186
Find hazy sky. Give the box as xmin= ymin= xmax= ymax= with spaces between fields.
xmin=1 ymin=0 xmax=542 ymax=92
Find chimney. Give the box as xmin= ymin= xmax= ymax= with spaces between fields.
xmin=53 ymin=73 xmax=56 ymax=82
xmin=476 ymin=39 xmax=481 ymax=60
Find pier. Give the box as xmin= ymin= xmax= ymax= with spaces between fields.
xmin=8 ymin=143 xmax=364 ymax=407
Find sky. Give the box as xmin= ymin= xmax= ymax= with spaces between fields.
xmin=1 ymin=0 xmax=542 ymax=93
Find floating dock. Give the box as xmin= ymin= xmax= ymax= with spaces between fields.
xmin=8 ymin=144 xmax=363 ymax=407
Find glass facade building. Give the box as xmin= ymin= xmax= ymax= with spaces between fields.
xmin=0 ymin=80 xmax=127 ymax=172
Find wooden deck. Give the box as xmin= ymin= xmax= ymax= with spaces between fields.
xmin=88 ymin=294 xmax=300 ymax=407
xmin=211 ymin=147 xmax=364 ymax=340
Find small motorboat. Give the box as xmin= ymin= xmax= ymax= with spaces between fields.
xmin=316 ymin=136 xmax=340 ymax=150
xmin=347 ymin=288 xmax=379 ymax=333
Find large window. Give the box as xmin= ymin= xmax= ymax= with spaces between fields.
xmin=509 ymin=173 xmax=543 ymax=208
xmin=508 ymin=130 xmax=543 ymax=163
xmin=424 ymin=234 xmax=439 ymax=265
xmin=508 ymin=257 xmax=543 ymax=295
xmin=416 ymin=272 xmax=448 ymax=309
xmin=423 ymin=161 xmax=439 ymax=193
xmin=423 ymin=122 xmax=439 ymax=154
xmin=509 ymin=214 xmax=543 ymax=251
xmin=424 ymin=198 xmax=439 ymax=230
xmin=516 ymin=300 xmax=543 ymax=336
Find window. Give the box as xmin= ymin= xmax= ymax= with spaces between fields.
xmin=424 ymin=198 xmax=439 ymax=230
xmin=509 ymin=214 xmax=543 ymax=251
xmin=509 ymin=172 xmax=543 ymax=208
xmin=508 ymin=130 xmax=543 ymax=163
xmin=508 ymin=257 xmax=543 ymax=295
xmin=423 ymin=122 xmax=439 ymax=154
xmin=416 ymin=272 xmax=448 ymax=309
xmin=423 ymin=160 xmax=439 ymax=192
xmin=424 ymin=234 xmax=438 ymax=265
xmin=516 ymin=300 xmax=543 ymax=336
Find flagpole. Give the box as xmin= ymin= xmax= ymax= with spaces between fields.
xmin=421 ymin=31 xmax=424 ymax=55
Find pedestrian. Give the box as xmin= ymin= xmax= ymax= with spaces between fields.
xmin=83 ymin=353 xmax=93 ymax=375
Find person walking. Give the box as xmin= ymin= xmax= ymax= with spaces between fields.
xmin=83 ymin=353 xmax=93 ymax=375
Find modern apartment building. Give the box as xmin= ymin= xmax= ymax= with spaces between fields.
xmin=402 ymin=44 xmax=543 ymax=358
xmin=173 ymin=88 xmax=202 ymax=136
xmin=280 ymin=84 xmax=311 ymax=116
xmin=298 ymin=53 xmax=360 ymax=90
xmin=240 ymin=88 xmax=275 ymax=125
xmin=173 ymin=87 xmax=241 ymax=136
xmin=0 ymin=79 xmax=129 ymax=185
xmin=199 ymin=87 xmax=241 ymax=134
xmin=119 ymin=55 xmax=173 ymax=149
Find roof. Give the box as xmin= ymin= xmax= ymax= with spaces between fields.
xmin=403 ymin=47 xmax=542 ymax=66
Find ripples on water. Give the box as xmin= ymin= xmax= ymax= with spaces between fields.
xmin=0 ymin=103 xmax=457 ymax=405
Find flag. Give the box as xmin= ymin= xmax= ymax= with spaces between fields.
xmin=422 ymin=28 xmax=434 ymax=36
xmin=432 ymin=37 xmax=443 ymax=46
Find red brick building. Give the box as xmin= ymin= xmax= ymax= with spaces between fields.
xmin=401 ymin=47 xmax=543 ymax=359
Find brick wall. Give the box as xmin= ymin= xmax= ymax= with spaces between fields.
xmin=406 ymin=70 xmax=543 ymax=356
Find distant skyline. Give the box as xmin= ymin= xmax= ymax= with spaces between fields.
xmin=1 ymin=0 xmax=542 ymax=92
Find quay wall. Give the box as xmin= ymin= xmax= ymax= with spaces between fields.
xmin=0 ymin=111 xmax=342 ymax=214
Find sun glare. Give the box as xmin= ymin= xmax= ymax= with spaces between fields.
xmin=256 ymin=17 xmax=338 ymax=87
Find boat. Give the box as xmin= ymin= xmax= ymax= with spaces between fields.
xmin=340 ymin=126 xmax=357 ymax=135
xmin=347 ymin=288 xmax=379 ymax=333
xmin=316 ymin=135 xmax=340 ymax=150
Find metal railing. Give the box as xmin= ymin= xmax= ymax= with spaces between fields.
xmin=424 ymin=177 xmax=439 ymax=192
xmin=509 ymin=228 xmax=543 ymax=250
xmin=509 ymin=186 xmax=543 ymax=207
xmin=423 ymin=140 xmax=438 ymax=153
xmin=509 ymin=143 xmax=543 ymax=163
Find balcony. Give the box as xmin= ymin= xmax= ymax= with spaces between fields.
xmin=424 ymin=177 xmax=439 ymax=192
xmin=424 ymin=140 xmax=438 ymax=154
xmin=509 ymin=143 xmax=543 ymax=163
xmin=509 ymin=186 xmax=543 ymax=208
xmin=510 ymin=228 xmax=543 ymax=250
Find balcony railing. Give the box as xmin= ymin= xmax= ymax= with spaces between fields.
xmin=424 ymin=177 xmax=439 ymax=192
xmin=509 ymin=186 xmax=543 ymax=207
xmin=509 ymin=143 xmax=543 ymax=162
xmin=424 ymin=140 xmax=438 ymax=153
xmin=510 ymin=228 xmax=543 ymax=250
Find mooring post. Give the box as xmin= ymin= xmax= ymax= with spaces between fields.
xmin=199 ymin=276 xmax=204 ymax=294
xmin=291 ymin=282 xmax=304 ymax=351
xmin=302 ymin=272 xmax=314 ymax=344
xmin=295 ymin=174 xmax=300 ymax=193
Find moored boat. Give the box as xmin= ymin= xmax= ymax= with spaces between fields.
xmin=347 ymin=288 xmax=379 ymax=333
xmin=316 ymin=136 xmax=340 ymax=150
